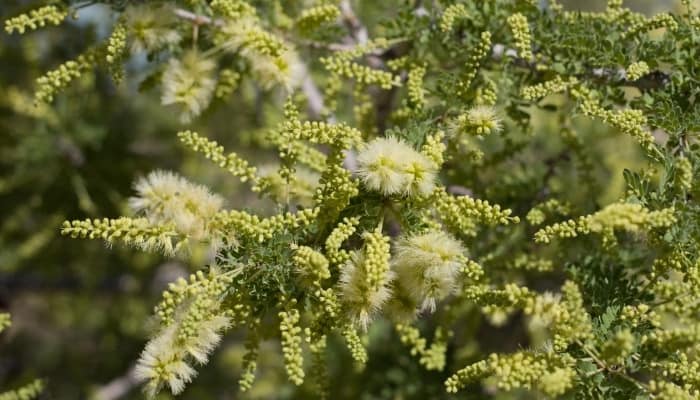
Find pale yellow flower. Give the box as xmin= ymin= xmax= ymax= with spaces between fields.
xmin=161 ymin=52 xmax=217 ymax=123
xmin=356 ymin=137 xmax=436 ymax=197
xmin=393 ymin=231 xmax=464 ymax=312
xmin=129 ymin=170 xmax=223 ymax=240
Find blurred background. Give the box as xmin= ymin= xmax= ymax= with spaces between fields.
xmin=0 ymin=0 xmax=687 ymax=399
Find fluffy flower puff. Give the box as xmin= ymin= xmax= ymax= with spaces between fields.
xmin=339 ymin=251 xmax=395 ymax=330
xmin=129 ymin=170 xmax=223 ymax=241
xmin=134 ymin=325 xmax=196 ymax=398
xmin=393 ymin=231 xmax=464 ymax=312
xmin=385 ymin=279 xmax=421 ymax=322
xmin=217 ymin=19 xmax=302 ymax=91
xmin=247 ymin=47 xmax=305 ymax=91
xmin=124 ymin=4 xmax=181 ymax=53
xmin=356 ymin=137 xmax=437 ymax=197
xmin=161 ymin=51 xmax=217 ymax=123
xmin=526 ymin=292 xmax=562 ymax=331
xmin=135 ymin=314 xmax=229 ymax=398
xmin=183 ymin=315 xmax=231 ymax=364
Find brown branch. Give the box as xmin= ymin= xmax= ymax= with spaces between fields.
xmin=339 ymin=0 xmax=384 ymax=69
xmin=172 ymin=8 xmax=221 ymax=26
xmin=295 ymin=39 xmax=355 ymax=52
xmin=339 ymin=0 xmax=369 ymax=45
xmin=491 ymin=44 xmax=670 ymax=91
xmin=299 ymin=62 xmax=336 ymax=123
xmin=590 ymin=68 xmax=670 ymax=91
xmin=447 ymin=185 xmax=474 ymax=197
xmin=91 ymin=366 xmax=139 ymax=400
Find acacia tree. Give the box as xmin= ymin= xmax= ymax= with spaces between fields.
xmin=4 ymin=0 xmax=700 ymax=399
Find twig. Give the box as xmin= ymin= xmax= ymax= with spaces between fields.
xmin=577 ymin=340 xmax=649 ymax=393
xmin=338 ymin=0 xmax=384 ymax=69
xmin=299 ymin=62 xmax=335 ymax=123
xmin=492 ymin=44 xmax=670 ymax=91
xmin=339 ymin=0 xmax=369 ymax=45
xmin=590 ymin=68 xmax=670 ymax=91
xmin=172 ymin=8 xmax=221 ymax=26
xmin=295 ymin=39 xmax=355 ymax=52
xmin=447 ymin=185 xmax=474 ymax=197
xmin=91 ymin=366 xmax=139 ymax=400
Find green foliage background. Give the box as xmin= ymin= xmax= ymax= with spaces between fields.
xmin=0 ymin=0 xmax=694 ymax=399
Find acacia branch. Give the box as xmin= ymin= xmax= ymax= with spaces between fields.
xmin=339 ymin=0 xmax=385 ymax=70
xmin=590 ymin=68 xmax=670 ymax=91
xmin=92 ymin=366 xmax=138 ymax=400
xmin=172 ymin=7 xmax=353 ymax=168
xmin=491 ymin=44 xmax=670 ymax=90
xmin=172 ymin=8 xmax=331 ymax=119
xmin=339 ymin=0 xmax=369 ymax=45
xmin=294 ymin=39 xmax=355 ymax=52
xmin=175 ymin=6 xmax=670 ymax=92
xmin=172 ymin=8 xmax=221 ymax=26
